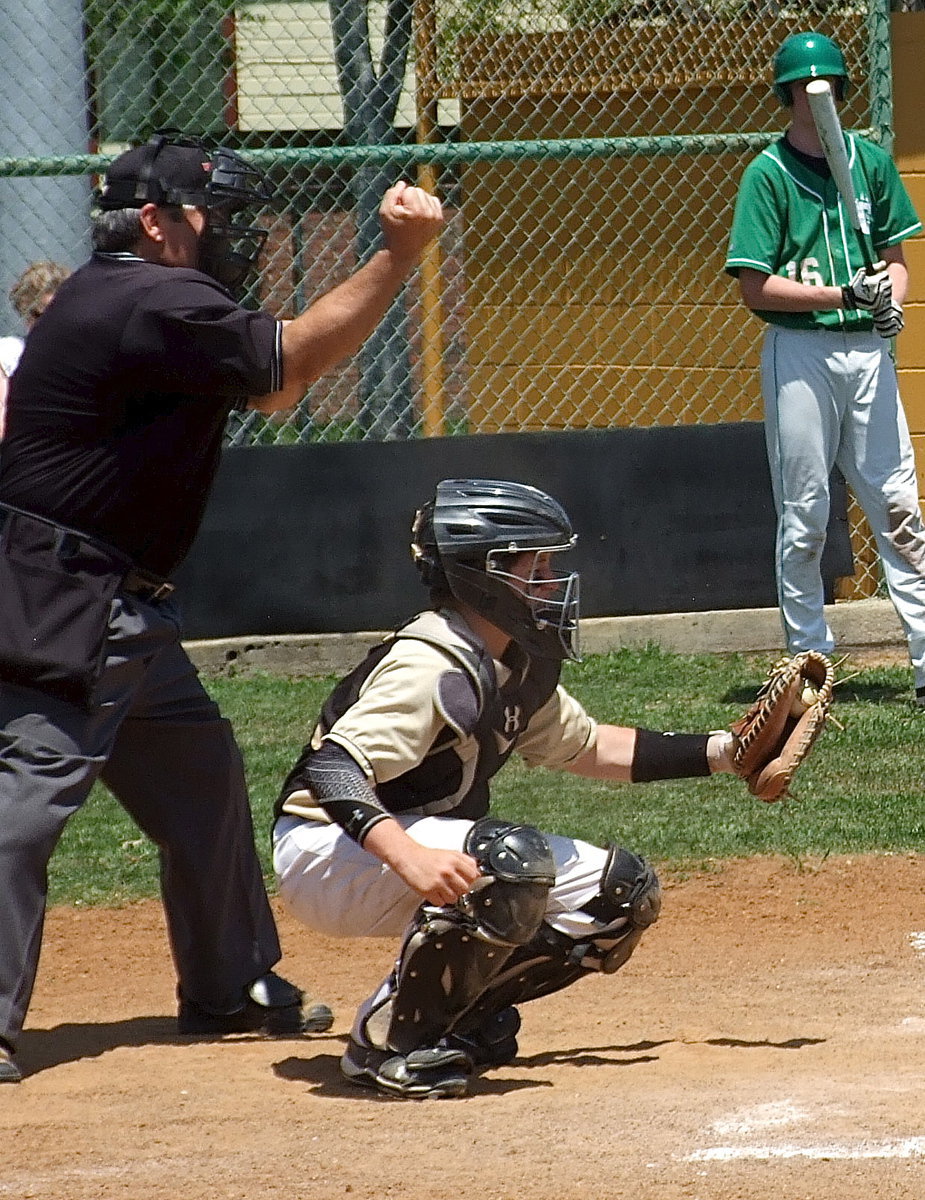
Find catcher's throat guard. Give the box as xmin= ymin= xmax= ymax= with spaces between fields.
xmin=730 ymin=650 xmax=834 ymax=802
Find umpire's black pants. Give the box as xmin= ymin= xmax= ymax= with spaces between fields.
xmin=0 ymin=592 xmax=281 ymax=1049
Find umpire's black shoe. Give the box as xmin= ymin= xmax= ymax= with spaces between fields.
xmin=177 ymin=972 xmax=333 ymax=1036
xmin=915 ymin=686 xmax=925 ymax=710
xmin=0 ymin=1039 xmax=22 ymax=1083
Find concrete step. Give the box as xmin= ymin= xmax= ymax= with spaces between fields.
xmin=185 ymin=597 xmax=907 ymax=679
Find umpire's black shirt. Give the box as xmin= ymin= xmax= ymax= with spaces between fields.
xmin=0 ymin=253 xmax=283 ymax=576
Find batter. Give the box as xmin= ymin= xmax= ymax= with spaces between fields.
xmin=725 ymin=32 xmax=925 ymax=702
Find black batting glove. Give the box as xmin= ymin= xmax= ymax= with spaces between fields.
xmin=841 ymin=264 xmax=891 ymax=311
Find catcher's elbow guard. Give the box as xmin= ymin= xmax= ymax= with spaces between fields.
xmin=730 ymin=650 xmax=834 ymax=803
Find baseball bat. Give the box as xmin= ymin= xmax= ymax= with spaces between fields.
xmin=805 ymin=79 xmax=877 ymax=273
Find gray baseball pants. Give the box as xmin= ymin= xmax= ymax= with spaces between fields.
xmin=762 ymin=325 xmax=925 ymax=688
xmin=0 ymin=592 xmax=281 ymax=1049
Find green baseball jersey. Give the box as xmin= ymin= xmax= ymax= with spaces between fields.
xmin=725 ymin=133 xmax=921 ymax=331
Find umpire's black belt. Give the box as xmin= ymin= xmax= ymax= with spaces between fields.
xmin=121 ymin=567 xmax=175 ymax=603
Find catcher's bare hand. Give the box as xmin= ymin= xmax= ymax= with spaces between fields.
xmin=729 ymin=651 xmax=835 ymax=802
xmin=390 ymin=843 xmax=480 ymax=907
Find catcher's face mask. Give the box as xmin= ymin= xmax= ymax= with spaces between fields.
xmin=486 ymin=546 xmax=581 ymax=662
xmin=411 ymin=478 xmax=582 ymax=662
xmin=443 ymin=542 xmax=581 ymax=662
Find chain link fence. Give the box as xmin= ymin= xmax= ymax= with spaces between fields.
xmin=0 ymin=0 xmax=911 ymax=595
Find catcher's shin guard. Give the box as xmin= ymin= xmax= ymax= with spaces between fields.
xmin=366 ymin=818 xmax=555 ymax=1057
xmin=452 ymin=846 xmax=661 ymax=1025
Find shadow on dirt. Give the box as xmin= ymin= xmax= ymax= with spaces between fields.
xmin=271 ymin=1030 xmax=826 ymax=1100
xmin=17 ymin=1016 xmax=327 ymax=1078
xmin=273 ymin=1052 xmax=542 ymax=1098
xmin=521 ymin=1038 xmax=670 ymax=1069
xmin=703 ymin=1035 xmax=825 ymax=1049
xmin=17 ymin=1016 xmax=175 ymax=1077
xmin=17 ymin=1021 xmax=827 ymax=1085
xmin=271 ymin=1036 xmax=735 ymax=1099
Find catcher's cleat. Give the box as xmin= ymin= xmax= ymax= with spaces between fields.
xmin=443 ymin=1006 xmax=521 ymax=1070
xmin=177 ymin=971 xmax=333 ymax=1036
xmin=341 ymin=1036 xmax=472 ymax=1099
xmin=0 ymin=1040 xmax=21 ymax=1083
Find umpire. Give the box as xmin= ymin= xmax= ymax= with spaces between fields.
xmin=0 ymin=132 xmax=443 ymax=1083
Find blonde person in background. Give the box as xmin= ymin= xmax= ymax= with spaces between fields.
xmin=0 ymin=261 xmax=71 ymax=437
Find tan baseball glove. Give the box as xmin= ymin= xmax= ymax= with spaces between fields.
xmin=730 ymin=651 xmax=835 ymax=802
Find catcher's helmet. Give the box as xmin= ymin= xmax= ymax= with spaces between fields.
xmin=96 ymin=131 xmax=272 ymax=295
xmin=411 ymin=478 xmax=581 ymax=661
xmin=773 ymin=32 xmax=849 ymax=105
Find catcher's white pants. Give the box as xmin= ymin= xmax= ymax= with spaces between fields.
xmin=273 ymin=813 xmax=610 ymax=943
xmin=761 ymin=326 xmax=925 ymax=688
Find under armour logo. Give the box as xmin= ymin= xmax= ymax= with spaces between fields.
xmin=502 ymin=705 xmax=522 ymax=735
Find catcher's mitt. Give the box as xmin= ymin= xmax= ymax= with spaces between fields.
xmin=730 ymin=650 xmax=835 ymax=802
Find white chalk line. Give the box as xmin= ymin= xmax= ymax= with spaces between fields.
xmin=0 ymin=1158 xmax=193 ymax=1194
xmin=686 ymin=1138 xmax=925 ymax=1162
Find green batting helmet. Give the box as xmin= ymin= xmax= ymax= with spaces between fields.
xmin=773 ymin=32 xmax=849 ymax=105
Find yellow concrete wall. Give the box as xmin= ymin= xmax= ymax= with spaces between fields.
xmin=460 ymin=104 xmax=767 ymax=431
xmin=457 ymin=16 xmax=925 ymax=598
xmin=892 ymin=13 xmax=925 ymax=497
xmin=458 ymin=19 xmax=878 ymax=433
xmin=460 ymin=15 xmax=924 ymax=445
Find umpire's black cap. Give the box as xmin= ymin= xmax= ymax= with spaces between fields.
xmin=97 ymin=133 xmax=213 ymax=211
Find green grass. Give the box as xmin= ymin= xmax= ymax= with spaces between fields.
xmin=49 ymin=646 xmax=925 ymax=906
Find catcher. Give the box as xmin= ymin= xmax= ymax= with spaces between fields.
xmin=272 ymin=479 xmax=832 ymax=1100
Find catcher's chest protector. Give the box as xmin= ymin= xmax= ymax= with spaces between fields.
xmin=318 ymin=611 xmax=561 ymax=820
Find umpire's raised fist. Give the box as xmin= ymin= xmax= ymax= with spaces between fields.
xmin=379 ymin=181 xmax=444 ymax=263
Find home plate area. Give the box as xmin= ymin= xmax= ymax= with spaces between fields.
xmin=6 ymin=854 xmax=925 ymax=1200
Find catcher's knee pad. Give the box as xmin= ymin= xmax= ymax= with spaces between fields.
xmin=459 ymin=817 xmax=556 ymax=945
xmin=567 ymin=845 xmax=660 ymax=975
xmin=455 ymin=846 xmax=660 ymax=1023
xmin=585 ymin=847 xmax=661 ymax=936
xmin=538 ymin=844 xmax=660 ymax=978
xmin=375 ymin=819 xmax=555 ymax=1056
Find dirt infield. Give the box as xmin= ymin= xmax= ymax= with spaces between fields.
xmin=4 ymin=853 xmax=925 ymax=1200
